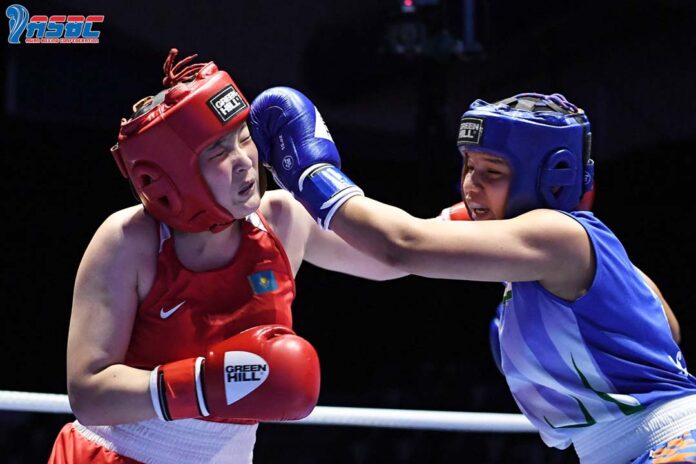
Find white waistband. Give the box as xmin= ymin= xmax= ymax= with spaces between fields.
xmin=75 ymin=418 xmax=257 ymax=464
xmin=572 ymin=394 xmax=696 ymax=464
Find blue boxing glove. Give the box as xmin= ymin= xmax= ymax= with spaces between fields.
xmin=489 ymin=303 xmax=503 ymax=375
xmin=249 ymin=87 xmax=363 ymax=229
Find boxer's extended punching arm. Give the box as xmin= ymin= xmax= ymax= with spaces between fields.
xmin=326 ymin=190 xmax=591 ymax=287
xmin=251 ymin=88 xmax=589 ymax=286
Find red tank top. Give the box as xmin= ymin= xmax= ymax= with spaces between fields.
xmin=124 ymin=212 xmax=295 ymax=369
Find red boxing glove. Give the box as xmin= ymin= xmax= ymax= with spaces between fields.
xmin=150 ymin=325 xmax=320 ymax=422
xmin=577 ymin=185 xmax=595 ymax=211
xmin=439 ymin=202 xmax=471 ymax=221
xmin=439 ymin=187 xmax=595 ymax=221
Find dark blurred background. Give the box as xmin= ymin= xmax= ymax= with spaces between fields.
xmin=1 ymin=0 xmax=695 ymax=462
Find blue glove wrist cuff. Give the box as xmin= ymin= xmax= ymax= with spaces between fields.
xmin=296 ymin=164 xmax=363 ymax=230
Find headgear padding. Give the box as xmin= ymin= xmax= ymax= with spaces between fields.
xmin=457 ymin=93 xmax=594 ymax=218
xmin=110 ymin=49 xmax=250 ymax=233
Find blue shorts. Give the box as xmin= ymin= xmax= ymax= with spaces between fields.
xmin=631 ymin=430 xmax=696 ymax=463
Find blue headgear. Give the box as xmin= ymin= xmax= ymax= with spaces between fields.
xmin=456 ymin=93 xmax=594 ymax=218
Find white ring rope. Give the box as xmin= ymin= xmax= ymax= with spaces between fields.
xmin=0 ymin=390 xmax=536 ymax=433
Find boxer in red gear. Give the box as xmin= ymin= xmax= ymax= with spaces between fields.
xmin=47 ymin=49 xmax=405 ymax=464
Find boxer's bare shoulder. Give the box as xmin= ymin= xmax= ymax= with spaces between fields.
xmin=259 ymin=189 xmax=313 ymax=273
xmin=80 ymin=205 xmax=158 ymax=300
xmin=260 ymin=189 xmax=311 ymax=232
xmin=93 ymin=205 xmax=158 ymax=252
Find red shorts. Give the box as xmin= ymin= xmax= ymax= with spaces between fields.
xmin=48 ymin=423 xmax=139 ymax=464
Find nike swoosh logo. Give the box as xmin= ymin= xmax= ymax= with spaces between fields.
xmin=160 ymin=301 xmax=186 ymax=319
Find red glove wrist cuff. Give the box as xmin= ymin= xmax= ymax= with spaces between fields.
xmin=150 ymin=357 xmax=209 ymax=421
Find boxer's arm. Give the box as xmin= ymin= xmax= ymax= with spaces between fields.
xmin=635 ymin=267 xmax=680 ymax=343
xmin=261 ymin=189 xmax=407 ymax=280
xmin=305 ymin=221 xmax=409 ymax=280
xmin=67 ymin=208 xmax=157 ymax=425
xmin=252 ymin=89 xmax=587 ymax=286
xmin=331 ymin=196 xmax=591 ymax=287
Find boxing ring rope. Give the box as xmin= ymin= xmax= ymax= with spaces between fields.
xmin=0 ymin=390 xmax=536 ymax=433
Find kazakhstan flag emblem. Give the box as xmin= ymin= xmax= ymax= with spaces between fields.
xmin=248 ymin=270 xmax=278 ymax=295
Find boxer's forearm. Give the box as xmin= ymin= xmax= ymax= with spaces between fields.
xmin=331 ymin=196 xmax=422 ymax=270
xmin=68 ymin=364 xmax=155 ymax=425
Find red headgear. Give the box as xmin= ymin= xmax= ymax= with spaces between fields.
xmin=110 ymin=49 xmax=250 ymax=233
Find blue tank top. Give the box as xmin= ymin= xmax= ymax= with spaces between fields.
xmin=499 ymin=211 xmax=696 ymax=449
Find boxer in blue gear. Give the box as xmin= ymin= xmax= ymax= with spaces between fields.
xmin=254 ymin=90 xmax=693 ymax=464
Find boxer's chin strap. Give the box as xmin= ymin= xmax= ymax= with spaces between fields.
xmin=162 ymin=48 xmax=206 ymax=88
xmin=582 ymin=159 xmax=595 ymax=194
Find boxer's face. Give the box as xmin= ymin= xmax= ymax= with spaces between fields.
xmin=461 ymin=150 xmax=511 ymax=220
xmin=199 ymin=122 xmax=261 ymax=217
